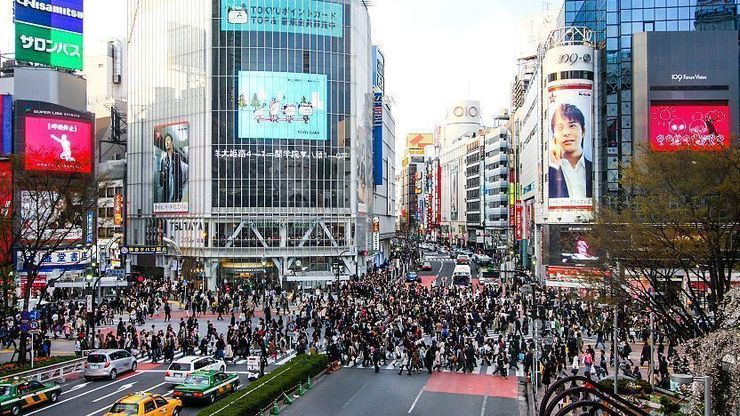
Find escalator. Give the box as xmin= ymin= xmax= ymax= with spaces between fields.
xmin=538 ymin=375 xmax=649 ymax=416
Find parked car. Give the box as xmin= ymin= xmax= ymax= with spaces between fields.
xmin=173 ymin=370 xmax=240 ymax=404
xmin=84 ymin=349 xmax=137 ymax=381
xmin=0 ymin=379 xmax=61 ymax=416
xmin=104 ymin=392 xmax=181 ymax=416
xmin=165 ymin=356 xmax=226 ymax=385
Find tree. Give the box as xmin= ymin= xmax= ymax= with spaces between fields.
xmin=589 ymin=146 xmax=740 ymax=341
xmin=0 ymin=155 xmax=97 ymax=363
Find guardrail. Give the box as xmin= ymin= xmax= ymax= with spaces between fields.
xmin=3 ymin=357 xmax=87 ymax=384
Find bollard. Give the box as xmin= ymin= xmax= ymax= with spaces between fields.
xmin=297 ymin=384 xmax=306 ymax=396
xmin=271 ymin=399 xmax=280 ymax=415
xmin=306 ymin=376 xmax=313 ymax=390
xmin=283 ymin=391 xmax=294 ymax=405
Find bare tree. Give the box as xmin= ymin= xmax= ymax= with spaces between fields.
xmin=0 ymin=155 xmax=97 ymax=363
xmin=589 ymin=146 xmax=740 ymax=342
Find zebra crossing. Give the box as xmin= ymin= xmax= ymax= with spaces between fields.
xmin=134 ymin=349 xmax=297 ymax=366
xmin=424 ymin=256 xmax=454 ymax=262
xmin=341 ymin=359 xmax=525 ymax=377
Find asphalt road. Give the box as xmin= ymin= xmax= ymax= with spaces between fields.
xmin=281 ymin=367 xmax=520 ymax=416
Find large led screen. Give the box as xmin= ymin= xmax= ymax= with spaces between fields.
xmin=153 ymin=122 xmax=189 ymax=214
xmin=238 ymin=71 xmax=328 ymax=141
xmin=649 ymin=102 xmax=730 ymax=151
xmin=0 ymin=161 xmax=11 ymax=264
xmin=221 ymin=0 xmax=344 ymax=38
xmin=25 ymin=115 xmax=93 ymax=173
xmin=548 ymin=225 xmax=599 ymax=267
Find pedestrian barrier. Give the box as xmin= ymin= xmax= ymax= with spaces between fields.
xmin=3 ymin=357 xmax=86 ymax=384
xmin=282 ymin=391 xmax=293 ymax=405
xmin=538 ymin=375 xmax=648 ymax=416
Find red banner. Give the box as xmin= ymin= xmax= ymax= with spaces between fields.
xmin=114 ymin=194 xmax=123 ymax=226
xmin=20 ymin=275 xmax=47 ymax=294
xmin=0 ymin=161 xmax=11 ymax=264
xmin=515 ymin=202 xmax=523 ymax=240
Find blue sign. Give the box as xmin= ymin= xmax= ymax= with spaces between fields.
xmin=14 ymin=0 xmax=84 ymax=35
xmin=238 ymin=71 xmax=328 ymax=141
xmin=372 ymin=92 xmax=383 ymax=185
xmin=221 ymin=0 xmax=343 ymax=38
xmin=28 ymin=310 xmax=40 ymax=320
xmin=0 ymin=95 xmax=12 ymax=155
xmin=20 ymin=311 xmax=30 ymax=321
xmin=19 ymin=323 xmax=29 ymax=333
xmin=85 ymin=210 xmax=94 ymax=244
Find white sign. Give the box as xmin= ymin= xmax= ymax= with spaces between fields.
xmin=671 ymin=73 xmax=708 ymax=82
xmin=168 ymin=219 xmax=206 ymax=247
xmin=16 ymin=248 xmax=91 ymax=270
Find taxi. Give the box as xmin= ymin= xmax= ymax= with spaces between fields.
xmin=104 ymin=392 xmax=181 ymax=416
xmin=172 ymin=370 xmax=240 ymax=404
xmin=0 ymin=378 xmax=61 ymax=416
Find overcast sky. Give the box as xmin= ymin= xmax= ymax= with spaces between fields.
xmin=0 ymin=0 xmax=560 ymax=156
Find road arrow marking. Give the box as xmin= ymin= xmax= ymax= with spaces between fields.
xmin=62 ymin=382 xmax=90 ymax=395
xmin=92 ymin=382 xmax=137 ymax=402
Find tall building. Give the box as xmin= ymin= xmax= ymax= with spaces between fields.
xmin=399 ymin=133 xmax=432 ymax=235
xmin=482 ymin=115 xmax=511 ymax=250
xmin=126 ymin=0 xmax=374 ymax=289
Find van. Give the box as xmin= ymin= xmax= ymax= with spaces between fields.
xmin=452 ymin=265 xmax=471 ymax=287
xmin=165 ymin=356 xmax=226 ymax=385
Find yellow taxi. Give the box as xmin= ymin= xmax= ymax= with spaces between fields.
xmin=103 ymin=392 xmax=182 ymax=416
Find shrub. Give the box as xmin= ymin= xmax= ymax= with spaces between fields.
xmin=597 ymin=378 xmax=653 ymax=395
xmin=198 ymin=353 xmax=328 ymax=416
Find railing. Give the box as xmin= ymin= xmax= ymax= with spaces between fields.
xmin=3 ymin=357 xmax=87 ymax=384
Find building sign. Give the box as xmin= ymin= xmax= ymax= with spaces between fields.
xmin=15 ymin=22 xmax=83 ymax=71
xmin=113 ymin=193 xmax=123 ymax=225
xmin=0 ymin=161 xmax=12 ymax=264
xmin=168 ymin=219 xmax=206 ymax=247
xmin=238 ymin=71 xmax=328 ymax=141
xmin=544 ymin=44 xmax=595 ymax=211
xmin=15 ymin=248 xmax=91 ymax=270
xmin=372 ymin=92 xmax=383 ymax=185
xmin=119 ymin=246 xmax=167 ymax=255
xmin=405 ymin=133 xmax=433 ymax=156
xmin=85 ymin=210 xmax=94 ymax=244
xmin=14 ymin=0 xmax=84 ymax=34
xmin=515 ymin=202 xmax=523 ymax=241
xmin=221 ymin=0 xmax=344 ymax=38
xmin=24 ymin=113 xmax=93 ymax=173
xmin=649 ymin=101 xmax=730 ymax=151
xmin=0 ymin=95 xmax=12 ymax=155
xmin=153 ymin=122 xmax=189 ymax=214
xmin=372 ymin=217 xmax=380 ymax=251
xmin=213 ymin=147 xmax=348 ymax=160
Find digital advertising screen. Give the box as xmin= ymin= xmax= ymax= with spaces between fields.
xmin=237 ymin=71 xmax=328 ymax=141
xmin=153 ymin=122 xmax=189 ymax=214
xmin=20 ymin=190 xmax=84 ymax=244
xmin=548 ymin=225 xmax=599 ymax=267
xmin=649 ymin=101 xmax=731 ymax=151
xmin=221 ymin=0 xmax=344 ymax=38
xmin=0 ymin=161 xmax=12 ymax=264
xmin=24 ymin=114 xmax=93 ymax=173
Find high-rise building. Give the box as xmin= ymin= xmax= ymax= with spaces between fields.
xmin=126 ymin=0 xmax=374 ymax=289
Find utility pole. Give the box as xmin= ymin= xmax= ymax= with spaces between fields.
xmin=613 ymin=260 xmax=620 ymax=396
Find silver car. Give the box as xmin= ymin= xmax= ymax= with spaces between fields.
xmin=84 ymin=349 xmax=137 ymax=381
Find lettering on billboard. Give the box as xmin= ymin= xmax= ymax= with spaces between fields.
xmin=24 ymin=111 xmax=93 ymax=174
xmin=238 ymin=71 xmax=327 ymax=141
xmin=168 ymin=219 xmax=206 ymax=247
xmin=221 ymin=0 xmax=344 ymax=38
xmin=649 ymin=102 xmax=730 ymax=151
xmin=372 ymin=92 xmax=383 ymax=185
xmin=15 ymin=22 xmax=83 ymax=71
xmin=14 ymin=0 xmax=84 ymax=34
xmin=670 ymin=73 xmax=708 ymax=82
xmin=153 ymin=122 xmax=189 ymax=214
xmin=113 ymin=194 xmax=123 ymax=225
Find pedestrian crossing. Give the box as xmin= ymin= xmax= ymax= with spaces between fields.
xmin=134 ymin=349 xmax=297 ymax=367
xmin=340 ymin=359 xmax=525 ymax=377
xmin=424 ymin=256 xmax=454 ymax=262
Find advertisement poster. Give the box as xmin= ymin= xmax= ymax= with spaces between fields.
xmin=1 ymin=95 xmax=12 ymax=155
xmin=649 ymin=102 xmax=730 ymax=151
xmin=153 ymin=123 xmax=189 ymax=214
xmin=544 ymin=44 xmax=594 ymax=211
xmin=238 ymin=71 xmax=327 ymax=141
xmin=20 ymin=190 xmax=84 ymax=243
xmin=14 ymin=0 xmax=84 ymax=34
xmin=548 ymin=225 xmax=599 ymax=267
xmin=0 ymin=161 xmax=11 ymax=264
xmin=15 ymin=22 xmax=83 ymax=71
xmin=25 ymin=114 xmax=93 ymax=173
xmin=114 ymin=194 xmax=123 ymax=225
xmin=221 ymin=0 xmax=344 ymax=38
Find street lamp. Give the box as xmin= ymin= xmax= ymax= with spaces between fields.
xmin=333 ymin=250 xmax=351 ymax=300
xmin=85 ymin=261 xmax=102 ymax=350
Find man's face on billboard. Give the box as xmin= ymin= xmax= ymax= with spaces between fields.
xmin=552 ymin=109 xmax=584 ymax=156
xmin=165 ymin=135 xmax=173 ymax=152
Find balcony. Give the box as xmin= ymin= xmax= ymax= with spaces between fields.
xmin=486 ymin=193 xmax=508 ymax=203
xmin=485 ymin=166 xmax=508 ymax=177
xmin=485 ymin=206 xmax=508 ymax=216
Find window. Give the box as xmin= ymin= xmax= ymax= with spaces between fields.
xmin=154 ymin=397 xmax=168 ymax=408
xmin=143 ymin=400 xmax=156 ymax=414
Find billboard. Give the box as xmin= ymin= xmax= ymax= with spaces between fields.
xmin=237 ymin=71 xmax=328 ymax=141
xmin=24 ymin=114 xmax=93 ymax=173
xmin=649 ymin=102 xmax=731 ymax=151
xmin=220 ymin=0 xmax=344 ymax=38
xmin=544 ymin=44 xmax=595 ymax=211
xmin=406 ymin=133 xmax=433 ymax=155
xmin=113 ymin=193 xmax=123 ymax=225
xmin=372 ymin=92 xmax=383 ymax=185
xmin=548 ymin=225 xmax=599 ymax=267
xmin=0 ymin=95 xmax=12 ymax=155
xmin=14 ymin=0 xmax=84 ymax=34
xmin=0 ymin=161 xmax=12 ymax=264
xmin=153 ymin=122 xmax=189 ymax=214
xmin=15 ymin=21 xmax=83 ymax=71
xmin=20 ymin=190 xmax=84 ymax=243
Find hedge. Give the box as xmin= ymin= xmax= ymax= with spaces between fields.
xmin=598 ymin=378 xmax=653 ymax=395
xmin=198 ymin=353 xmax=328 ymax=416
xmin=0 ymin=356 xmax=80 ymax=379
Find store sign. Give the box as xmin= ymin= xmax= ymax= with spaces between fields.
xmin=237 ymin=71 xmax=327 ymax=141
xmin=119 ymin=246 xmax=167 ymax=255
xmin=515 ymin=203 xmax=523 ymax=241
xmin=15 ymin=21 xmax=83 ymax=71
xmin=221 ymin=0 xmax=344 ymax=38
xmin=15 ymin=248 xmax=90 ymax=270
xmin=670 ymin=73 xmax=708 ymax=82
xmin=20 ymin=275 xmax=47 ymax=293
xmin=0 ymin=161 xmax=12 ymax=264
xmin=373 ymin=92 xmax=383 ymax=185
xmin=168 ymin=219 xmax=206 ymax=247
xmin=85 ymin=210 xmax=94 ymax=244
xmin=14 ymin=0 xmax=84 ymax=34
xmin=0 ymin=95 xmax=12 ymax=155
xmin=113 ymin=194 xmax=123 ymax=225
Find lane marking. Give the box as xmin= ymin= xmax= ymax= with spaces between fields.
xmin=25 ymin=372 xmax=142 ymax=416
xmin=408 ymin=388 xmax=424 ymax=414
xmin=91 ymin=382 xmax=137 ymax=402
xmin=341 ymin=381 xmax=368 ymax=409
xmin=84 ymin=381 xmax=170 ymax=416
xmin=480 ymin=395 xmax=488 ymax=416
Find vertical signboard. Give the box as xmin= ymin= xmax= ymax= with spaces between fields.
xmin=0 ymin=161 xmax=12 ymax=264
xmin=372 ymin=92 xmax=383 ymax=185
xmin=515 ymin=202 xmax=523 ymax=241
xmin=113 ymin=194 xmax=123 ymax=225
xmin=543 ymin=44 xmax=595 ymax=211
xmin=153 ymin=122 xmax=189 ymax=214
xmin=14 ymin=0 xmax=85 ymax=71
xmin=0 ymin=95 xmax=12 ymax=155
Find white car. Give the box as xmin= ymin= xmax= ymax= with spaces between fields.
xmin=165 ymin=356 xmax=226 ymax=384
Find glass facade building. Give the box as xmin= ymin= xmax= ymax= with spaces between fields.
xmin=559 ymin=0 xmax=739 ymax=194
xmin=126 ymin=0 xmax=373 ymax=288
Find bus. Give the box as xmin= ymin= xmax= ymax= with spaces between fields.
xmin=479 ymin=266 xmax=500 ymax=285
xmin=452 ymin=265 xmax=471 ymax=287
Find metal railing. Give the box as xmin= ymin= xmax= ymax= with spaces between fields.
xmin=3 ymin=357 xmax=87 ymax=384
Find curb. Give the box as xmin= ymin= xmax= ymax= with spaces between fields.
xmin=267 ymin=371 xmax=330 ymax=415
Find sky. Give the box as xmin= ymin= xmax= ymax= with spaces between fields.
xmin=0 ymin=0 xmax=560 ymax=156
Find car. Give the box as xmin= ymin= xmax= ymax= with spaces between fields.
xmin=173 ymin=370 xmax=240 ymax=404
xmin=473 ymin=254 xmax=492 ymax=265
xmin=0 ymin=379 xmax=61 ymax=416
xmin=456 ymin=254 xmax=470 ymax=265
xmin=84 ymin=349 xmax=137 ymax=381
xmin=420 ymin=261 xmax=433 ymax=271
xmin=165 ymin=356 xmax=226 ymax=385
xmin=104 ymin=392 xmax=181 ymax=416
xmin=405 ymin=272 xmax=418 ymax=282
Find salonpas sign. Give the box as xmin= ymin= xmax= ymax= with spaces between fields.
xmin=14 ymin=0 xmax=84 ymax=71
